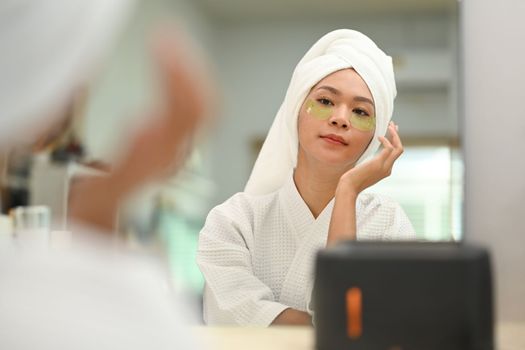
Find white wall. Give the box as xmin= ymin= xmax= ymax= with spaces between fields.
xmin=463 ymin=0 xmax=525 ymax=322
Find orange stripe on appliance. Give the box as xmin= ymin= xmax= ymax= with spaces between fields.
xmin=346 ymin=287 xmax=363 ymax=339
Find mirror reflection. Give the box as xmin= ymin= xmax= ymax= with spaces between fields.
xmin=0 ymin=0 xmax=460 ymax=330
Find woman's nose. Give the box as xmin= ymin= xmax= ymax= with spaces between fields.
xmin=328 ymin=110 xmax=348 ymax=129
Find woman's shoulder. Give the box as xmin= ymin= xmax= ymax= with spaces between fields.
xmin=207 ymin=190 xmax=280 ymax=222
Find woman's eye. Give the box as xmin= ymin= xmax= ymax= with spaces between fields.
xmin=317 ymin=98 xmax=333 ymax=106
xmin=353 ymin=108 xmax=369 ymax=117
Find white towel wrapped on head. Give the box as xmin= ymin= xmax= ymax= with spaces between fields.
xmin=0 ymin=0 xmax=133 ymax=147
xmin=245 ymin=29 xmax=397 ymax=196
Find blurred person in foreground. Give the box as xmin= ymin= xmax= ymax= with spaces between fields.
xmin=0 ymin=0 xmax=215 ymax=349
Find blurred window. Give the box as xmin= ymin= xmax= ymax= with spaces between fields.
xmin=364 ymin=138 xmax=462 ymax=241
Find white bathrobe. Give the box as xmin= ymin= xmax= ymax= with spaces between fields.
xmin=197 ymin=175 xmax=415 ymax=326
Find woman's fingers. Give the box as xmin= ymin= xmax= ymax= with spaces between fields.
xmin=152 ymin=26 xmax=217 ymax=141
xmin=154 ymin=32 xmax=206 ymax=130
xmin=111 ymin=29 xmax=216 ymax=191
xmin=341 ymin=121 xmax=405 ymax=194
xmin=377 ymin=135 xmax=394 ymax=161
xmin=383 ymin=122 xmax=403 ymax=166
xmin=374 ymin=121 xmax=404 ymax=173
xmin=388 ymin=122 xmax=404 ymax=156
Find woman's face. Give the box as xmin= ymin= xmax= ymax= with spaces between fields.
xmin=297 ymin=68 xmax=376 ymax=169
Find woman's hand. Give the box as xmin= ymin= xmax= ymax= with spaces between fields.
xmin=327 ymin=121 xmax=403 ymax=245
xmin=338 ymin=121 xmax=403 ymax=197
xmin=68 ymin=29 xmax=215 ymax=231
xmin=109 ymin=30 xmax=215 ymax=191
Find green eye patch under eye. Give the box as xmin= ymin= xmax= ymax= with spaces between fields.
xmin=349 ymin=113 xmax=376 ymax=132
xmin=305 ymin=99 xmax=332 ymax=120
xmin=304 ymin=99 xmax=376 ymax=132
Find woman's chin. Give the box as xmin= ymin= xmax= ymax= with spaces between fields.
xmin=314 ymin=151 xmax=357 ymax=168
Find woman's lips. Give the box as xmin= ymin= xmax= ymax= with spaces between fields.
xmin=320 ymin=134 xmax=348 ymax=145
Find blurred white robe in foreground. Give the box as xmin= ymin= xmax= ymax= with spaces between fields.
xmin=0 ymin=228 xmax=198 ymax=350
xmin=197 ymin=175 xmax=415 ymax=326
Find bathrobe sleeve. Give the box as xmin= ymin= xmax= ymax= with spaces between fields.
xmin=196 ymin=195 xmax=289 ymax=326
xmin=357 ymin=193 xmax=417 ymax=241
xmin=387 ymin=201 xmax=417 ymax=240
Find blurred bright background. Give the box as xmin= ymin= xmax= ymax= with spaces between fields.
xmin=1 ymin=0 xmax=460 ymax=310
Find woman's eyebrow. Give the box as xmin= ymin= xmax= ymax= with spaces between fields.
xmin=353 ymin=96 xmax=375 ymax=107
xmin=317 ymin=85 xmax=375 ymax=108
xmin=317 ymin=85 xmax=340 ymax=95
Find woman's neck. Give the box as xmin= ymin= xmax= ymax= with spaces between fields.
xmin=293 ymin=156 xmax=348 ymax=219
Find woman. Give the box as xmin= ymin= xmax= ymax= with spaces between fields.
xmin=197 ymin=29 xmax=415 ymax=326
